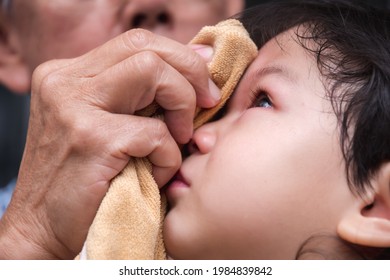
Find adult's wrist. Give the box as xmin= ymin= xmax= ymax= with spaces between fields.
xmin=0 ymin=210 xmax=61 ymax=259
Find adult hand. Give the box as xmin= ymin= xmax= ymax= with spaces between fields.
xmin=0 ymin=29 xmax=219 ymax=259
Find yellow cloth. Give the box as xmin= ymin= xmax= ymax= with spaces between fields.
xmin=83 ymin=19 xmax=257 ymax=260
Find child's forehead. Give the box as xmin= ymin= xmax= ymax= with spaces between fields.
xmin=246 ymin=29 xmax=319 ymax=83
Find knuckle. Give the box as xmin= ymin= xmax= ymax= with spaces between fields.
xmin=39 ymin=72 xmax=66 ymax=93
xmin=31 ymin=61 xmax=57 ymax=92
xmin=180 ymin=87 xmax=196 ymax=110
xmin=32 ymin=58 xmax=68 ymax=86
xmin=153 ymin=119 xmax=170 ymax=144
xmin=132 ymin=51 xmax=163 ymax=82
xmin=32 ymin=62 xmax=50 ymax=82
xmin=152 ymin=120 xmax=180 ymax=167
xmin=152 ymin=120 xmax=175 ymax=149
xmin=185 ymin=49 xmax=207 ymax=74
xmin=137 ymin=51 xmax=161 ymax=70
xmin=124 ymin=28 xmax=154 ymax=50
xmin=32 ymin=70 xmax=67 ymax=109
xmin=66 ymin=117 xmax=98 ymax=151
xmin=188 ymin=51 xmax=203 ymax=69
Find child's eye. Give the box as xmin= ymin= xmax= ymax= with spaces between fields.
xmin=256 ymin=95 xmax=272 ymax=108
xmin=252 ymin=91 xmax=273 ymax=108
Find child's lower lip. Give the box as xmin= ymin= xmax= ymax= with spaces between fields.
xmin=164 ymin=171 xmax=190 ymax=198
xmin=166 ymin=171 xmax=190 ymax=190
xmin=164 ymin=174 xmax=190 ymax=204
xmin=167 ymin=179 xmax=189 ymax=190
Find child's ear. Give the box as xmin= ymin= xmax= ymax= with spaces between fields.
xmin=0 ymin=22 xmax=30 ymax=94
xmin=337 ymin=163 xmax=390 ymax=248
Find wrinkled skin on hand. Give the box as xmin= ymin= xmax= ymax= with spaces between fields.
xmin=0 ymin=29 xmax=219 ymax=259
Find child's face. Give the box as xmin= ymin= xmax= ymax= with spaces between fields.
xmin=163 ymin=29 xmax=356 ymax=259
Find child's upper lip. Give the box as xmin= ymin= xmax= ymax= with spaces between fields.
xmin=175 ymin=170 xmax=190 ymax=186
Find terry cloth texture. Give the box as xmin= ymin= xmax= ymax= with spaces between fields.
xmin=83 ymin=19 xmax=258 ymax=260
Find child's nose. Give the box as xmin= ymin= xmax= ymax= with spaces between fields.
xmin=188 ymin=124 xmax=217 ymax=155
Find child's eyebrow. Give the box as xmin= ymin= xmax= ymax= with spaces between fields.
xmin=254 ymin=65 xmax=297 ymax=85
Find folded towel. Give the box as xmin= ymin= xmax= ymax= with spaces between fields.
xmin=82 ymin=19 xmax=257 ymax=260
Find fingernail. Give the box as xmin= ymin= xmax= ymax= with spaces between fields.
xmin=208 ymin=79 xmax=221 ymax=102
xmin=192 ymin=44 xmax=214 ymax=62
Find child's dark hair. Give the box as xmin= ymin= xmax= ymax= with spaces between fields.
xmin=239 ymin=0 xmax=390 ymax=259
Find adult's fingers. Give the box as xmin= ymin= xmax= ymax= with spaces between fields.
xmin=90 ymin=51 xmax=196 ymax=143
xmin=94 ymin=113 xmax=182 ymax=187
xmin=70 ymin=29 xmax=219 ymax=108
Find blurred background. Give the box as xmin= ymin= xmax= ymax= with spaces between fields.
xmin=1 ymin=0 xmax=390 ymax=187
